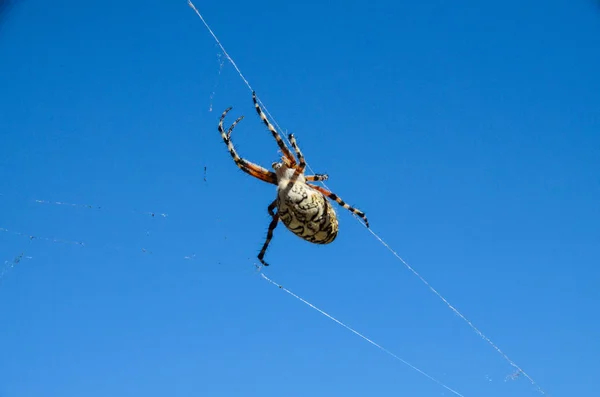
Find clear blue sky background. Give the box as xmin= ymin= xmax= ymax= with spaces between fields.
xmin=1 ymin=0 xmax=599 ymax=396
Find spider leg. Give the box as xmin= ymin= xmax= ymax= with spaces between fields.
xmin=308 ymin=184 xmax=369 ymax=228
xmin=257 ymin=199 xmax=279 ymax=267
xmin=219 ymin=107 xmax=277 ymax=185
xmin=288 ymin=133 xmax=306 ymax=174
xmin=306 ymin=174 xmax=329 ymax=182
xmin=252 ymin=91 xmax=297 ymax=166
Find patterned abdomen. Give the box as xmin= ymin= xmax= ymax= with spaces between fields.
xmin=277 ymin=182 xmax=338 ymax=244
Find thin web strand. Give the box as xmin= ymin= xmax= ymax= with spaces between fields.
xmin=33 ymin=198 xmax=168 ymax=218
xmin=0 ymin=237 xmax=34 ymax=285
xmin=187 ymin=0 xmax=252 ymax=91
xmin=0 ymin=193 xmax=168 ymax=218
xmin=0 ymin=227 xmax=85 ymax=247
xmin=0 ymin=227 xmax=162 ymax=260
xmin=187 ymin=2 xmax=545 ymax=395
xmin=187 ymin=0 xmax=296 ymax=158
xmin=363 ymin=227 xmax=544 ymax=394
xmin=261 ymin=273 xmax=466 ymax=397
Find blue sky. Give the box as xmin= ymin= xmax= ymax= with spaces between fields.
xmin=1 ymin=0 xmax=599 ymax=396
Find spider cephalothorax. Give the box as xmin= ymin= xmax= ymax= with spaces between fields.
xmin=217 ymin=92 xmax=369 ymax=267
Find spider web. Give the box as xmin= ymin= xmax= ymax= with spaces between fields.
xmin=0 ymin=2 xmax=551 ymax=396
xmin=0 ymin=193 xmax=467 ymax=396
xmin=0 ymin=190 xmax=544 ymax=396
xmin=187 ymin=1 xmax=547 ymax=396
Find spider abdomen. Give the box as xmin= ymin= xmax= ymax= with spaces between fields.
xmin=277 ymin=181 xmax=338 ymax=244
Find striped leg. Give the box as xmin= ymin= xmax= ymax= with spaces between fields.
xmin=252 ymin=91 xmax=297 ymax=166
xmin=308 ymin=184 xmax=369 ymax=228
xmin=306 ymin=174 xmax=329 ymax=182
xmin=219 ymin=107 xmax=277 ymax=185
xmin=288 ymin=133 xmax=306 ymax=174
xmin=257 ymin=200 xmax=279 ymax=267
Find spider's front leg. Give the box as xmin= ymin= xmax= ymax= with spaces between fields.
xmin=288 ymin=133 xmax=328 ymax=182
xmin=257 ymin=199 xmax=279 ymax=267
xmin=252 ymin=91 xmax=297 ymax=166
xmin=218 ymin=107 xmax=277 ymax=185
xmin=288 ymin=133 xmax=306 ymax=174
xmin=308 ymin=184 xmax=369 ymax=228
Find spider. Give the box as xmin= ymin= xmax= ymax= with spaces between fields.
xmin=217 ymin=92 xmax=369 ymax=267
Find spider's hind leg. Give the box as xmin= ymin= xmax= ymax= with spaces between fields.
xmin=308 ymin=184 xmax=369 ymax=228
xmin=257 ymin=199 xmax=279 ymax=267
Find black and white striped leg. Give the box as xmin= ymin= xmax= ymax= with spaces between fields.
xmin=306 ymin=174 xmax=329 ymax=182
xmin=288 ymin=133 xmax=306 ymax=174
xmin=252 ymin=91 xmax=297 ymax=166
xmin=308 ymin=184 xmax=369 ymax=228
xmin=218 ymin=107 xmax=277 ymax=184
